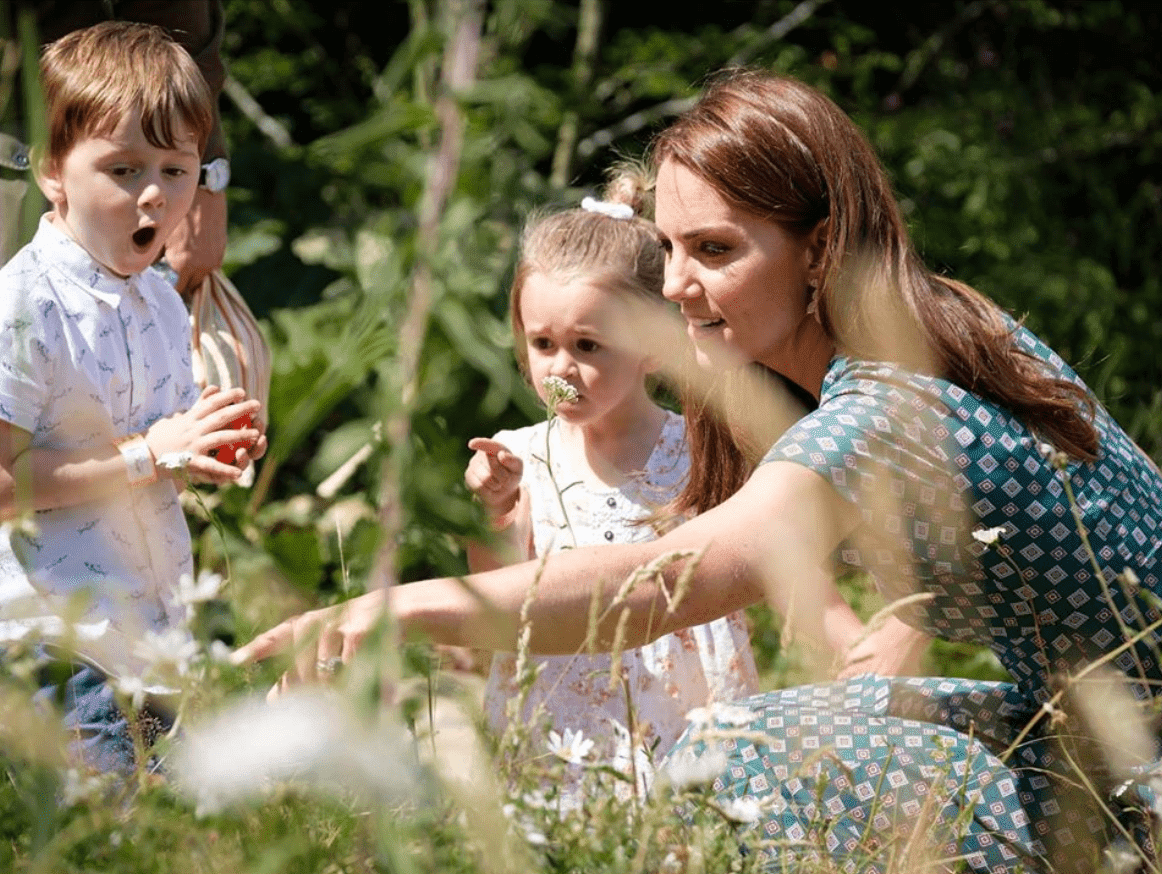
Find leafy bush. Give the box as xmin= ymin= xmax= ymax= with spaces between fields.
xmin=2 ymin=1 xmax=1160 ymax=871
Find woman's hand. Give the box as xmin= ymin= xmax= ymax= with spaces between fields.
xmin=164 ymin=187 xmax=228 ymax=296
xmin=464 ymin=437 xmax=523 ymax=524
xmin=836 ymin=615 xmax=930 ymax=678
xmin=145 ymin=386 xmax=263 ymax=484
xmin=230 ymin=588 xmax=391 ymax=698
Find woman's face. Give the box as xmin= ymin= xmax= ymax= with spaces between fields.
xmin=655 ymin=158 xmax=827 ymax=380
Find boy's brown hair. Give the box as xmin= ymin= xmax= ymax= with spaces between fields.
xmin=39 ymin=20 xmax=213 ymax=170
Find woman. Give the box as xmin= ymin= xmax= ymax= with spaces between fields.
xmin=237 ymin=71 xmax=1162 ymax=872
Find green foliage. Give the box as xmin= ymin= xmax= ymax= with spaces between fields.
xmin=208 ymin=0 xmax=1158 ymax=732
xmin=4 ymin=1 xmax=1160 ymax=870
xmin=212 ymin=0 xmax=1161 ymax=591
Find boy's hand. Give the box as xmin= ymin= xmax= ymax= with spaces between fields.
xmin=209 ymin=411 xmax=269 ymax=468
xmin=465 ymin=437 xmax=523 ymax=522
xmin=230 ymin=415 xmax=268 ymax=468
xmin=145 ymin=386 xmax=262 ymax=484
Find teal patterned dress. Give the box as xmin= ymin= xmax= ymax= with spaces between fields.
xmin=666 ymin=324 xmax=1162 ymax=873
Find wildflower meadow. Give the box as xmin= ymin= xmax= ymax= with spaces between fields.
xmin=2 ymin=1 xmax=1161 ymax=872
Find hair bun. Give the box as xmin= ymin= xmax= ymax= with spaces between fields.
xmin=602 ymin=160 xmax=654 ymax=219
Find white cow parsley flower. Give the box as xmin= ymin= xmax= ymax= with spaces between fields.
xmin=1036 ymin=441 xmax=1069 ymax=470
xmin=541 ymin=375 xmax=579 ymax=413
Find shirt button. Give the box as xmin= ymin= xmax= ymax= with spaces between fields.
xmin=604 ymin=531 xmax=614 ymax=541
xmin=607 ymin=497 xmax=616 ymax=507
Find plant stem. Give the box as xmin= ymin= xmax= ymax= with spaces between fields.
xmin=541 ymin=415 xmax=578 ymax=548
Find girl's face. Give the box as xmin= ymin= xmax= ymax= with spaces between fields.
xmin=654 ymin=158 xmax=827 ymax=380
xmin=519 ymin=272 xmax=655 ymax=428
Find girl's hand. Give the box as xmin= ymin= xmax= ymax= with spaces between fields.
xmin=145 ymin=385 xmax=263 ymax=484
xmin=465 ymin=437 xmax=523 ymax=521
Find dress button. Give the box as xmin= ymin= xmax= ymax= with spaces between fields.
xmin=607 ymin=497 xmax=616 ymax=507
xmin=604 ymin=531 xmax=614 ymax=541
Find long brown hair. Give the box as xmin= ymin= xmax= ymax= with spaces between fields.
xmin=653 ymin=70 xmax=1097 ymax=514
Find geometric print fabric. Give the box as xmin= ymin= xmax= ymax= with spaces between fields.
xmin=667 ymin=324 xmax=1162 ymax=872
xmin=681 ymin=678 xmax=1060 ymax=873
xmin=770 ymin=325 xmax=1162 ymax=703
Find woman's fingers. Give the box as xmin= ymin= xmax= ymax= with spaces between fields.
xmin=230 ymin=617 xmax=295 ymax=666
xmin=235 ymin=592 xmax=390 ymax=697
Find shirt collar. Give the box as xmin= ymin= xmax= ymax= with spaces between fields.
xmin=32 ymin=214 xmax=147 ymax=307
xmin=820 ymin=354 xmax=850 ymax=400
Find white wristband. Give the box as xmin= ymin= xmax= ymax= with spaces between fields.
xmin=117 ymin=436 xmax=156 ymax=486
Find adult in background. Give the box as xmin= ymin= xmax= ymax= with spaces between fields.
xmin=1 ymin=0 xmax=230 ymax=292
xmin=238 ymin=70 xmax=1162 ymax=873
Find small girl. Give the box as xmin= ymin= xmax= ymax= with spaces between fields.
xmin=464 ymin=169 xmax=759 ymax=789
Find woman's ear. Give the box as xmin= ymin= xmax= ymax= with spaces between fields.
xmin=805 ymin=218 xmax=829 ymax=288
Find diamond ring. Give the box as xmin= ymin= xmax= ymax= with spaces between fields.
xmin=315 ymin=656 xmax=343 ymax=676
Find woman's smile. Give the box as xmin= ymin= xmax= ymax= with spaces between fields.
xmin=655 ymin=158 xmax=833 ymax=390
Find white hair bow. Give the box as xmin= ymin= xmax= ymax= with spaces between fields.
xmin=581 ymin=196 xmax=634 ymax=221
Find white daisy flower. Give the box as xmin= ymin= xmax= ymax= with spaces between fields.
xmin=546 ymin=727 xmax=594 ymax=764
xmin=971 ymin=525 xmax=1006 ymax=546
xmin=115 ymin=674 xmax=148 ymax=711
xmin=685 ymin=702 xmax=754 ymax=728
xmin=715 ymin=795 xmax=763 ymax=823
xmin=156 ymin=451 xmax=194 ymax=471
xmin=657 ymin=746 xmax=728 ymax=791
xmin=172 ymin=690 xmax=418 ymax=816
xmin=179 ymin=570 xmax=224 ymax=606
xmin=133 ymin=627 xmax=200 ymax=678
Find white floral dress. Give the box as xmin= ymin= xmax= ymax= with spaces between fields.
xmin=483 ymin=410 xmax=759 ymax=784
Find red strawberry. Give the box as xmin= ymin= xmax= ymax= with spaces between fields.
xmin=210 ymin=412 xmax=254 ymax=463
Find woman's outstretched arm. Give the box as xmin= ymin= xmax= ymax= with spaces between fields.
xmin=234 ymin=461 xmax=870 ymax=685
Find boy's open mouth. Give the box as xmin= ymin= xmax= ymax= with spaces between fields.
xmin=132 ymin=227 xmax=156 ymax=249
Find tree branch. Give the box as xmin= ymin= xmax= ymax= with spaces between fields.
xmin=550 ymin=0 xmax=603 ymax=188
xmin=374 ymin=0 xmax=485 ymax=587
xmin=222 ymin=74 xmax=295 ymax=149
xmin=576 ymin=0 xmax=829 ymax=161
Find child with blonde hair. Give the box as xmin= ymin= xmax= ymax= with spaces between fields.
xmin=464 ymin=169 xmax=758 ymax=788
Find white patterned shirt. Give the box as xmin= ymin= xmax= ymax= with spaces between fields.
xmin=483 ymin=411 xmax=759 ymax=789
xmin=0 ymin=217 xmax=198 ymax=672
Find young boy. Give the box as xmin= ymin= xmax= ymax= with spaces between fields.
xmin=0 ymin=21 xmax=263 ymax=773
